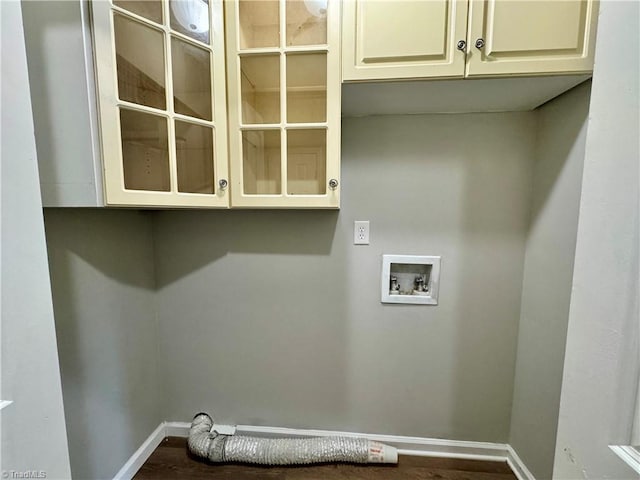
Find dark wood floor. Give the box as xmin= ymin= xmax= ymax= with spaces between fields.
xmin=134 ymin=437 xmax=518 ymax=480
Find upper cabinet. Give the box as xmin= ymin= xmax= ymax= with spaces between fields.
xmin=342 ymin=0 xmax=469 ymax=81
xmin=343 ymin=0 xmax=599 ymax=82
xmin=225 ymin=0 xmax=341 ymax=208
xmin=24 ymin=0 xmax=596 ymax=208
xmin=24 ymin=0 xmax=340 ymax=209
xmin=91 ymin=0 xmax=230 ymax=207
xmin=466 ymin=0 xmax=599 ymax=76
xmin=94 ymin=0 xmax=341 ymax=209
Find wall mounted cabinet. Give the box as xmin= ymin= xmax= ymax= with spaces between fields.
xmin=24 ymin=0 xmax=340 ymax=209
xmin=342 ymin=0 xmax=599 ymax=82
xmin=342 ymin=0 xmax=469 ymax=81
xmin=466 ymin=0 xmax=598 ymax=77
xmin=26 ymin=0 xmax=595 ymax=208
xmin=225 ymin=0 xmax=341 ymax=208
xmin=92 ymin=0 xmax=230 ymax=207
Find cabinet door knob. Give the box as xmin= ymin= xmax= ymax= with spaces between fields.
xmin=456 ymin=40 xmax=466 ymax=52
xmin=328 ymin=178 xmax=339 ymax=190
xmin=218 ymin=179 xmax=228 ymax=189
xmin=475 ymin=38 xmax=485 ymax=49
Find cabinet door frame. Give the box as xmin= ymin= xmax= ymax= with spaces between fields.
xmin=466 ymin=0 xmax=599 ymax=77
xmin=342 ymin=0 xmax=469 ymax=82
xmin=91 ymin=0 xmax=230 ymax=207
xmin=226 ymin=0 xmax=341 ymax=208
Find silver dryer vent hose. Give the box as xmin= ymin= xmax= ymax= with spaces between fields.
xmin=188 ymin=413 xmax=398 ymax=465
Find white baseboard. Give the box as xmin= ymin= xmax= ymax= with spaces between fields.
xmin=164 ymin=421 xmax=190 ymax=438
xmin=112 ymin=423 xmax=168 ymax=480
xmin=610 ymin=445 xmax=640 ymax=475
xmin=115 ymin=420 xmax=536 ymax=480
xmin=506 ymin=445 xmax=537 ymax=480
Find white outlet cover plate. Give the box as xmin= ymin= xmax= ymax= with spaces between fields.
xmin=381 ymin=254 xmax=441 ymax=305
xmin=354 ymin=220 xmax=370 ymax=245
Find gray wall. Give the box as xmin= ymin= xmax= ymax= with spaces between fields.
xmin=154 ymin=112 xmax=535 ymax=442
xmin=0 ymin=1 xmax=71 ymax=477
xmin=44 ymin=210 xmax=162 ymax=480
xmin=508 ymin=82 xmax=591 ymax=479
xmin=553 ymin=1 xmax=640 ymax=478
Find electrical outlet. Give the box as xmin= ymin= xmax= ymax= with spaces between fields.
xmin=354 ymin=220 xmax=370 ymax=245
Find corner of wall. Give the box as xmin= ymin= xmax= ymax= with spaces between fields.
xmin=508 ymin=81 xmax=592 ymax=479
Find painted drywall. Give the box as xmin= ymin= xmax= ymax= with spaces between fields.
xmin=0 ymin=2 xmax=71 ymax=477
xmin=553 ymin=1 xmax=640 ymax=478
xmin=44 ymin=210 xmax=162 ymax=480
xmin=21 ymin=0 xmax=102 ymax=207
xmin=508 ymin=82 xmax=591 ymax=479
xmin=153 ymin=112 xmax=535 ymax=442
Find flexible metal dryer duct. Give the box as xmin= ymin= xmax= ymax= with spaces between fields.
xmin=188 ymin=413 xmax=398 ymax=465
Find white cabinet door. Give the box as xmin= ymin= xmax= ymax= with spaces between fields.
xmin=92 ymin=0 xmax=230 ymax=207
xmin=466 ymin=0 xmax=599 ymax=77
xmin=342 ymin=0 xmax=469 ymax=81
xmin=226 ymin=0 xmax=341 ymax=208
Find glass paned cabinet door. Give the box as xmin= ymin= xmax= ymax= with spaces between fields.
xmin=227 ymin=0 xmax=340 ymax=208
xmin=91 ymin=0 xmax=228 ymax=207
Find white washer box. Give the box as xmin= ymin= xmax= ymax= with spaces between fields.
xmin=381 ymin=255 xmax=441 ymax=305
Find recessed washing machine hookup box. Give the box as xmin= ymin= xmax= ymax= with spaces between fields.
xmin=381 ymin=255 xmax=441 ymax=305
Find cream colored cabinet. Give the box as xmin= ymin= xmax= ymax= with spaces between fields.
xmin=26 ymin=0 xmax=340 ymax=209
xmin=342 ymin=0 xmax=469 ymax=81
xmin=225 ymin=0 xmax=341 ymax=208
xmin=343 ymin=0 xmax=598 ymax=82
xmin=91 ymin=0 xmax=230 ymax=207
xmin=466 ymin=0 xmax=598 ymax=76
